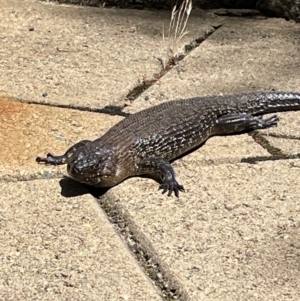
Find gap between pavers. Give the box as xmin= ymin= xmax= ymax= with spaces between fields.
xmin=259 ymin=112 xmax=300 ymax=156
xmin=124 ymin=17 xmax=300 ymax=115
xmin=0 ymin=180 xmax=163 ymax=301
xmin=107 ymin=160 xmax=300 ymax=301
xmin=105 ymin=15 xmax=300 ymax=301
xmin=1 ymin=0 xmax=221 ymax=109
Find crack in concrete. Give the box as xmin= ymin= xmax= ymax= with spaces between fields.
xmin=248 ymin=130 xmax=285 ymax=156
xmin=96 ymin=194 xmax=189 ymax=301
xmin=16 ymin=99 xmax=131 ymax=117
xmin=125 ymin=24 xmax=222 ymax=101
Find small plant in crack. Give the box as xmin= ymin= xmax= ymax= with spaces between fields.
xmin=125 ymin=0 xmax=192 ymax=102
xmin=161 ymin=0 xmax=193 ymax=71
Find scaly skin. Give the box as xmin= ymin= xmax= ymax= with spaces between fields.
xmin=36 ymin=91 xmax=300 ymax=197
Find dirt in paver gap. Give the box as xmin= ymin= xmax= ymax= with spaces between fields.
xmin=95 ymin=194 xmax=189 ymax=301
xmin=125 ymin=24 xmax=222 ymax=101
xmin=248 ymin=131 xmax=300 ymax=160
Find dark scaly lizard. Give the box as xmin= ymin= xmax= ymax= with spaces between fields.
xmin=36 ymin=91 xmax=300 ymax=197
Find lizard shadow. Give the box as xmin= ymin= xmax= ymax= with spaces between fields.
xmin=59 ymin=176 xmax=110 ymax=199
xmin=59 ymin=175 xmax=163 ymax=199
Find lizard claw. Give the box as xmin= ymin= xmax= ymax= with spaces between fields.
xmin=257 ymin=114 xmax=279 ymax=129
xmin=159 ymin=181 xmax=185 ymax=197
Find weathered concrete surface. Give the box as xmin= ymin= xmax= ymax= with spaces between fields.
xmin=0 ymin=97 xmax=122 ymax=181
xmin=110 ymin=161 xmax=300 ymax=301
xmin=260 ymin=112 xmax=300 ymax=155
xmin=0 ymin=180 xmax=163 ymax=301
xmin=125 ymin=17 xmax=300 ymax=114
xmin=0 ymin=0 xmax=219 ymax=108
xmin=112 ymin=15 xmax=300 ymax=301
xmin=1 ymin=0 xmax=300 ymax=300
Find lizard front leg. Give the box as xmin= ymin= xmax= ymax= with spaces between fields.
xmin=137 ymin=157 xmax=184 ymax=197
xmin=36 ymin=140 xmax=92 ymax=165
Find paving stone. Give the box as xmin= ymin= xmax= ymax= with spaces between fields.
xmin=110 ymin=161 xmax=300 ymax=301
xmin=0 ymin=0 xmax=220 ymax=108
xmin=124 ymin=17 xmax=300 ymax=114
xmin=0 ymin=97 xmax=122 ymax=180
xmin=0 ymin=180 xmax=163 ymax=301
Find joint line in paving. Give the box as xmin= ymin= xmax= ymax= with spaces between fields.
xmin=11 ymin=98 xmax=130 ymax=117
xmin=125 ymin=24 xmax=223 ymax=101
xmin=96 ymin=195 xmax=189 ymax=301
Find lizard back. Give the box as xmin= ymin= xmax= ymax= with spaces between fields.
xmin=36 ymin=91 xmax=300 ymax=193
xmin=99 ymin=92 xmax=300 ymax=163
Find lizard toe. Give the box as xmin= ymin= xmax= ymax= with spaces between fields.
xmin=159 ymin=181 xmax=185 ymax=197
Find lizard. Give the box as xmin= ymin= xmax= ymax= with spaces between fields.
xmin=36 ymin=91 xmax=300 ymax=197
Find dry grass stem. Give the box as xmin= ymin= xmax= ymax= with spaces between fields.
xmin=168 ymin=0 xmax=192 ymax=55
xmin=161 ymin=0 xmax=192 ymax=69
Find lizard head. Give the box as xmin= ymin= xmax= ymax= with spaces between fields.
xmin=66 ymin=142 xmax=117 ymax=187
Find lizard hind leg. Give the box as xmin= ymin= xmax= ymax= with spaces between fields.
xmin=137 ymin=157 xmax=185 ymax=197
xmin=215 ymin=113 xmax=279 ymax=134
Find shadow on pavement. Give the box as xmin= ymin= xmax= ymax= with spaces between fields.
xmin=59 ymin=176 xmax=110 ymax=198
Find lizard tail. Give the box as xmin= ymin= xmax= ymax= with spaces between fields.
xmin=249 ymin=92 xmax=300 ymax=115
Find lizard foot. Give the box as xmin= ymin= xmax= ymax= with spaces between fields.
xmin=257 ymin=115 xmax=279 ymax=129
xmin=36 ymin=153 xmax=66 ymax=165
xmin=137 ymin=157 xmax=184 ymax=197
xmin=159 ymin=180 xmax=185 ymax=197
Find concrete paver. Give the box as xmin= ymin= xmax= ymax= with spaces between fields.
xmin=110 ymin=161 xmax=300 ymax=301
xmin=0 ymin=180 xmax=163 ymax=301
xmin=112 ymin=15 xmax=300 ymax=301
xmin=0 ymin=97 xmax=122 ymax=180
xmin=124 ymin=17 xmax=300 ymax=114
xmin=0 ymin=0 xmax=219 ymax=108
xmin=2 ymin=1 xmax=300 ymax=300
